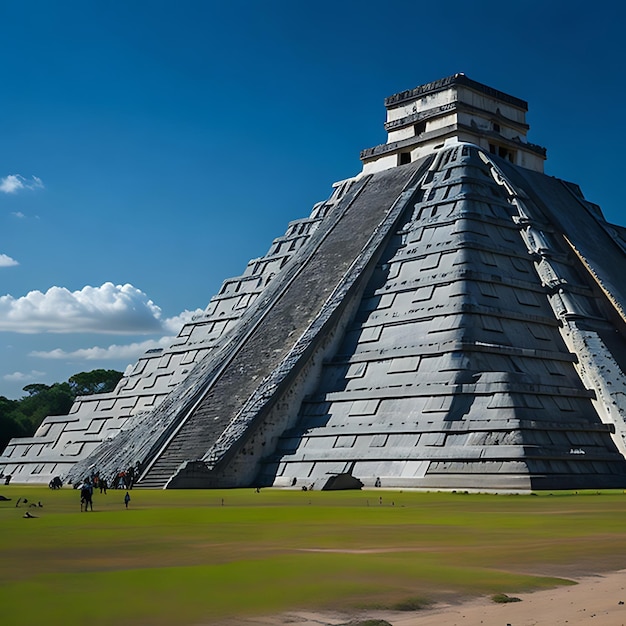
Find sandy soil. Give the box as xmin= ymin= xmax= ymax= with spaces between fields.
xmin=234 ymin=570 xmax=626 ymax=626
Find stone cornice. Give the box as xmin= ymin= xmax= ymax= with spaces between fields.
xmin=384 ymin=100 xmax=530 ymax=134
xmin=360 ymin=124 xmax=546 ymax=161
xmin=385 ymin=74 xmax=528 ymax=111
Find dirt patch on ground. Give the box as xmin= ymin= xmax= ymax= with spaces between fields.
xmin=226 ymin=570 xmax=626 ymax=626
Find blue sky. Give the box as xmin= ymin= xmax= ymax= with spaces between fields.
xmin=1 ymin=0 xmax=625 ymax=399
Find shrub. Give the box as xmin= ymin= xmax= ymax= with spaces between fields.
xmin=491 ymin=593 xmax=522 ymax=603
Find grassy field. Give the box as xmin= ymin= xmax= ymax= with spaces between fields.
xmin=2 ymin=485 xmax=626 ymax=625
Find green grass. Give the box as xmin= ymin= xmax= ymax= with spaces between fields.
xmin=491 ymin=593 xmax=522 ymax=603
xmin=2 ymin=486 xmax=626 ymax=624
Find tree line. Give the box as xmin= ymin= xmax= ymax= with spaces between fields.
xmin=0 ymin=369 xmax=123 ymax=451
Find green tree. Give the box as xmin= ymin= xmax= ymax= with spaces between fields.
xmin=68 ymin=369 xmax=124 ymax=396
xmin=23 ymin=383 xmax=50 ymax=396
xmin=15 ymin=382 xmax=74 ymax=433
xmin=0 ymin=396 xmax=26 ymax=450
xmin=0 ymin=369 xmax=123 ymax=449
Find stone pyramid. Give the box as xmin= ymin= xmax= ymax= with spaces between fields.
xmin=4 ymin=74 xmax=626 ymax=491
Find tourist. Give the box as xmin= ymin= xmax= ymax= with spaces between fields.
xmin=80 ymin=481 xmax=93 ymax=511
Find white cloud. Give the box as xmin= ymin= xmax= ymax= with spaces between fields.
xmin=0 ymin=175 xmax=24 ymax=193
xmin=0 ymin=174 xmax=44 ymax=194
xmin=31 ymin=336 xmax=174 ymax=360
xmin=29 ymin=308 xmax=204 ymax=360
xmin=162 ymin=308 xmax=204 ymax=334
xmin=3 ymin=370 xmax=46 ymax=382
xmin=0 ymin=254 xmax=19 ymax=267
xmin=11 ymin=211 xmax=26 ymax=219
xmin=0 ymin=282 xmax=167 ymax=334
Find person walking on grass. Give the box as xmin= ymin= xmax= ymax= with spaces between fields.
xmin=124 ymin=491 xmax=131 ymax=509
xmin=80 ymin=482 xmax=93 ymax=512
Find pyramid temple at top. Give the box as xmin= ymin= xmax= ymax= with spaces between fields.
xmin=4 ymin=73 xmax=626 ymax=491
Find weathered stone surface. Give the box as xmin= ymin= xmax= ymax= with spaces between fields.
xmin=4 ymin=74 xmax=626 ymax=491
xmin=258 ymin=145 xmax=626 ymax=491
